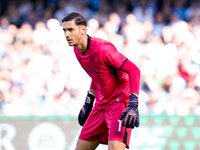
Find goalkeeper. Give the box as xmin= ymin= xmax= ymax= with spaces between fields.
xmin=62 ymin=12 xmax=140 ymax=150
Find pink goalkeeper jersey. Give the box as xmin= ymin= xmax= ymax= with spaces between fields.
xmin=74 ymin=36 xmax=135 ymax=110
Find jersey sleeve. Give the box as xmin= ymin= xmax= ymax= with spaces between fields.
xmin=100 ymin=42 xmax=140 ymax=94
xmin=100 ymin=43 xmax=127 ymax=69
xmin=90 ymin=79 xmax=96 ymax=90
xmin=120 ymin=59 xmax=141 ymax=94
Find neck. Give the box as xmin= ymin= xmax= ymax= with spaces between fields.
xmin=76 ymin=34 xmax=88 ymax=52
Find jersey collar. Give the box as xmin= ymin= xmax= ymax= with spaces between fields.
xmin=86 ymin=35 xmax=91 ymax=50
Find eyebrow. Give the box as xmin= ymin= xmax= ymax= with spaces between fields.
xmin=63 ymin=28 xmax=73 ymax=31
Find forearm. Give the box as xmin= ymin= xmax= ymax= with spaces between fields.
xmin=89 ymin=79 xmax=96 ymax=95
xmin=131 ymin=92 xmax=138 ymax=97
xmin=89 ymin=89 xmax=96 ymax=96
xmin=120 ymin=59 xmax=141 ymax=94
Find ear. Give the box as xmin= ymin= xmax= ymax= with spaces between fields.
xmin=81 ymin=25 xmax=87 ymax=35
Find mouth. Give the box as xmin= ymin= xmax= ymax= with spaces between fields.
xmin=67 ymin=39 xmax=72 ymax=43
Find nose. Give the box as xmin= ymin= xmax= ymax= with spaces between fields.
xmin=65 ymin=30 xmax=69 ymax=38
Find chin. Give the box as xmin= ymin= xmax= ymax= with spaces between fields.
xmin=68 ymin=43 xmax=74 ymax=46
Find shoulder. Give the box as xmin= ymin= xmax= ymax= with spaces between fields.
xmin=90 ymin=37 xmax=115 ymax=49
xmin=89 ymin=37 xmax=117 ymax=56
xmin=99 ymin=41 xmax=117 ymax=53
xmin=90 ymin=37 xmax=109 ymax=48
xmin=89 ymin=37 xmax=114 ymax=50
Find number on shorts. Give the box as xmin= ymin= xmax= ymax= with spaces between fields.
xmin=118 ymin=120 xmax=121 ymax=132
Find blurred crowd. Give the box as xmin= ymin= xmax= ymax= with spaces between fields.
xmin=0 ymin=0 xmax=200 ymax=117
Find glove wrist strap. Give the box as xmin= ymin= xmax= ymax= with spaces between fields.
xmin=85 ymin=91 xmax=95 ymax=104
xmin=88 ymin=91 xmax=95 ymax=96
xmin=128 ymin=94 xmax=138 ymax=107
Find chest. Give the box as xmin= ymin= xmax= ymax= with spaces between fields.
xmin=75 ymin=48 xmax=101 ymax=76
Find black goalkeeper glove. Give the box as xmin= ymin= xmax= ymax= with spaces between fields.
xmin=119 ymin=94 xmax=139 ymax=128
xmin=78 ymin=92 xmax=95 ymax=126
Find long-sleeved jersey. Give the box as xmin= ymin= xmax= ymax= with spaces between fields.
xmin=74 ymin=35 xmax=140 ymax=110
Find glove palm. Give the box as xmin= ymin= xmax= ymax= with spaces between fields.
xmin=119 ymin=94 xmax=139 ymax=128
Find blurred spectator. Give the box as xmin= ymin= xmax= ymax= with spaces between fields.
xmin=185 ymin=0 xmax=200 ymax=21
xmin=70 ymin=0 xmax=91 ymax=21
xmin=93 ymin=0 xmax=110 ymax=26
xmin=161 ymin=2 xmax=172 ymax=24
xmin=162 ymin=26 xmax=173 ymax=44
xmin=133 ymin=0 xmax=154 ymax=23
xmin=6 ymin=2 xmax=24 ymax=28
xmin=33 ymin=21 xmax=49 ymax=45
xmin=153 ymin=11 xmax=166 ymax=35
xmin=54 ymin=0 xmax=71 ymax=23
xmin=113 ymin=4 xmax=130 ymax=26
xmin=0 ymin=16 xmax=10 ymax=30
xmin=87 ymin=18 xmax=99 ymax=36
xmin=105 ymin=13 xmax=126 ymax=52
xmin=171 ymin=0 xmax=187 ymax=20
xmin=88 ymin=0 xmax=102 ymax=13
xmin=34 ymin=0 xmax=45 ymax=18
xmin=18 ymin=0 xmax=33 ymax=18
xmin=185 ymin=0 xmax=200 ymax=27
xmin=108 ymin=13 xmax=121 ymax=33
xmin=41 ymin=6 xmax=54 ymax=24
xmin=23 ymin=10 xmax=40 ymax=28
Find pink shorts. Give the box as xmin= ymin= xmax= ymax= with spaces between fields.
xmin=79 ymin=102 xmax=132 ymax=148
